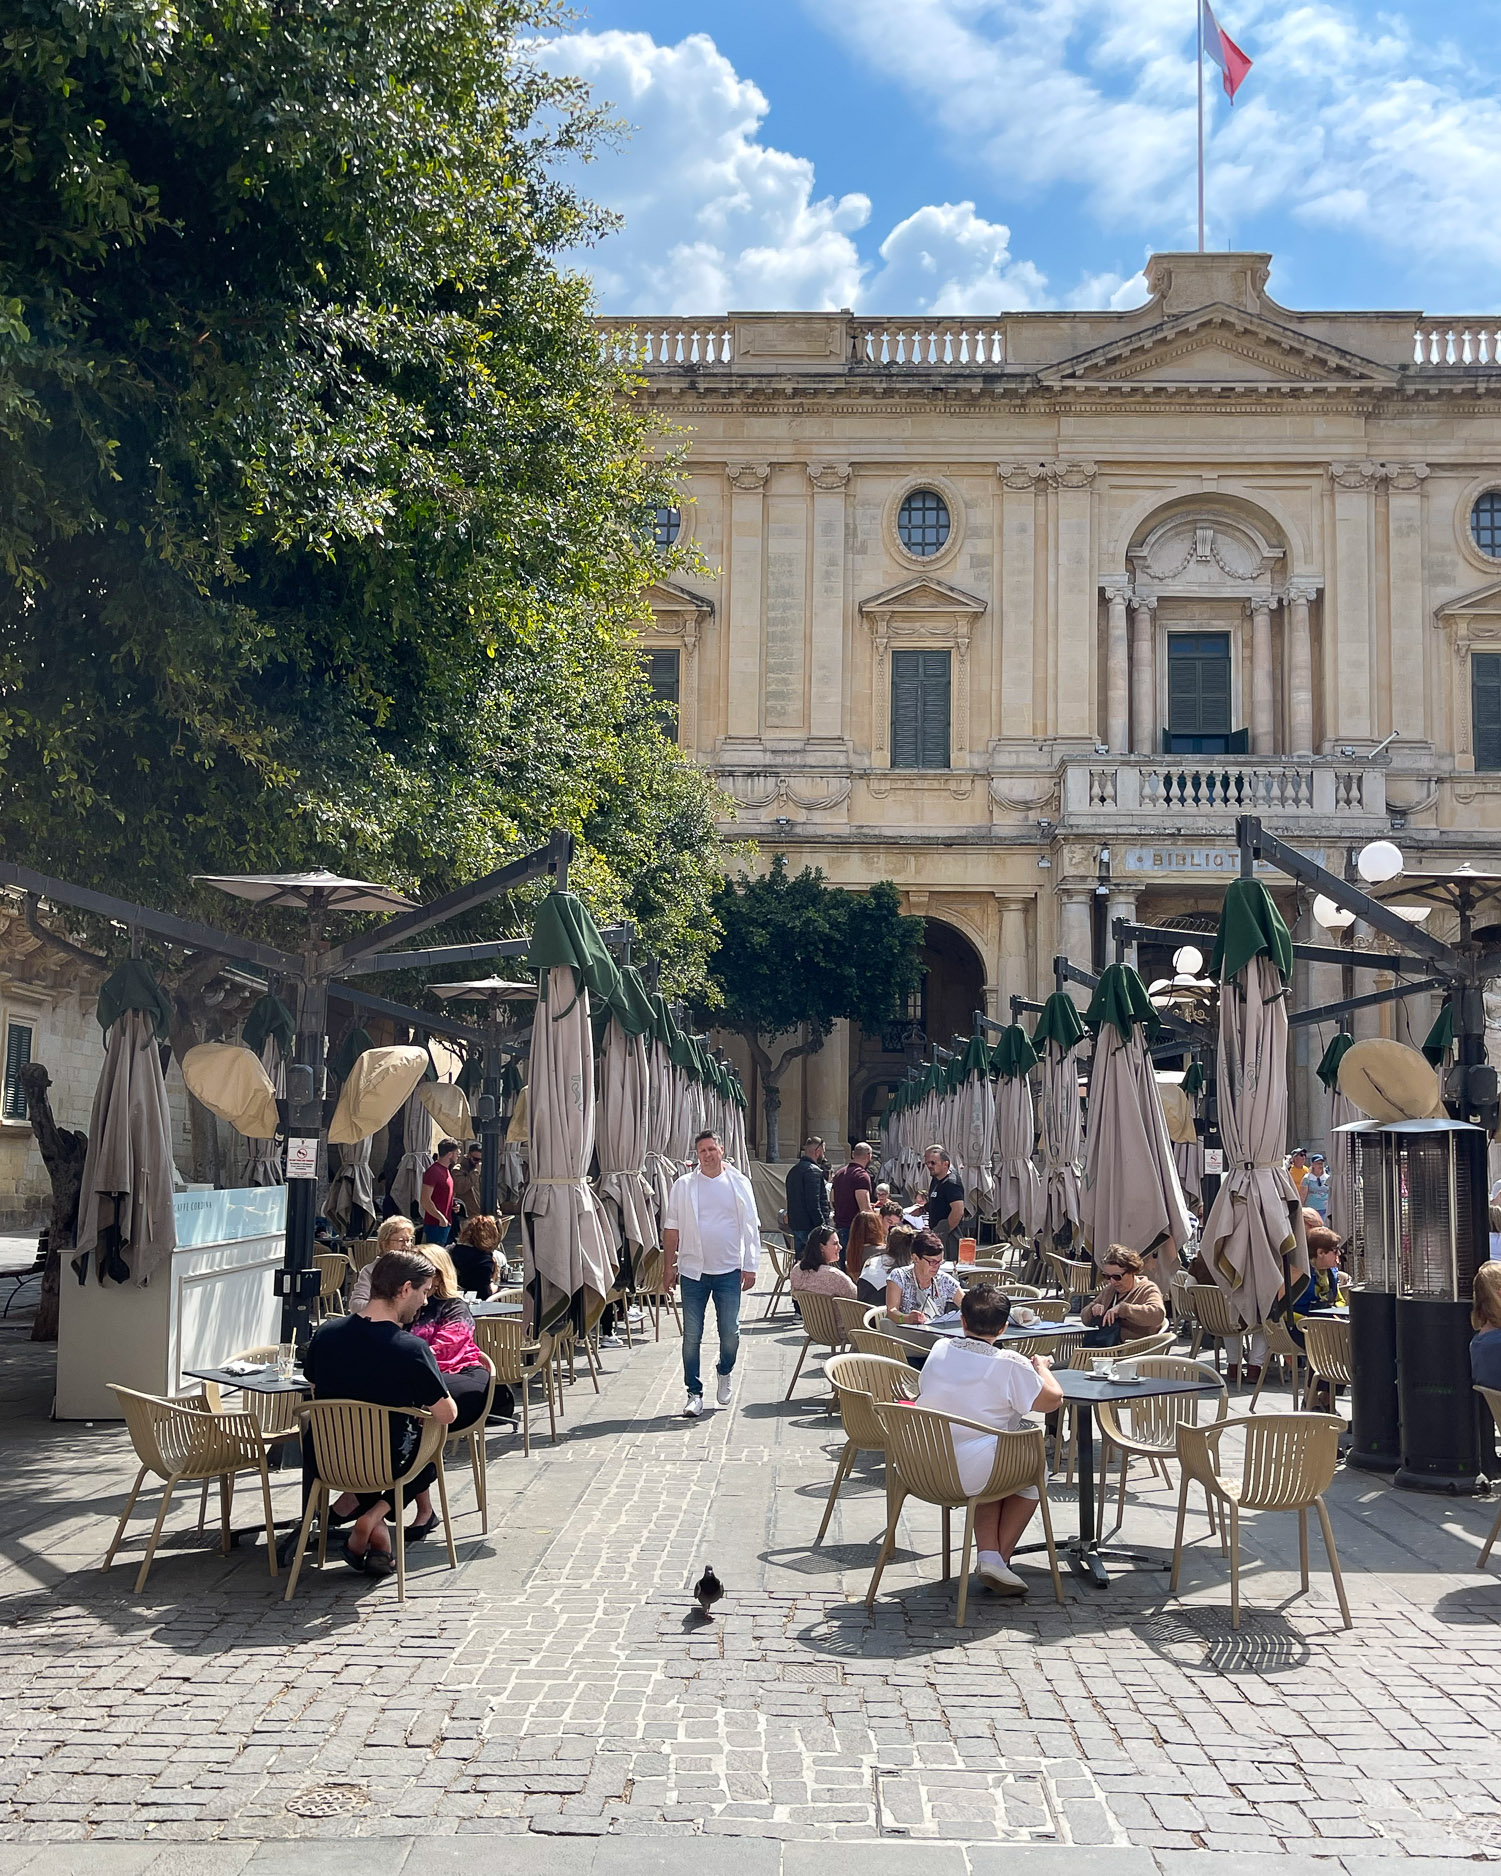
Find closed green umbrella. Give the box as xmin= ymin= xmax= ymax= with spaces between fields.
xmin=990 ymin=1024 xmax=1042 ymax=1239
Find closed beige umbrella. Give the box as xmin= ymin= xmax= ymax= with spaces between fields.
xmin=75 ymin=963 xmax=178 ymax=1286
xmin=1169 ymin=1063 xmax=1206 ymax=1213
xmin=388 ymin=1078 xmax=436 ymax=1219
xmin=1080 ymin=965 xmax=1191 ymax=1290
xmin=241 ymin=993 xmax=293 ymax=1187
xmin=990 ymin=1025 xmax=1042 ymax=1239
xmin=1033 ymin=992 xmax=1086 ymax=1252
xmin=950 ymin=1033 xmax=995 ymax=1214
xmin=522 ymin=894 xmax=619 ymax=1331
xmin=597 ymin=967 xmax=657 ymax=1285
xmin=326 ymin=1133 xmax=376 ymax=1236
xmin=1199 ymin=880 xmax=1308 ymax=1328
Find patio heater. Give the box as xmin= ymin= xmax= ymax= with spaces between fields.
xmin=1346 ymin=1119 xmax=1489 ymax=1492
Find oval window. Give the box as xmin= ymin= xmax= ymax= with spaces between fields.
xmin=897 ymin=488 xmax=950 ymax=558
xmin=1472 ymin=491 xmax=1501 ymax=560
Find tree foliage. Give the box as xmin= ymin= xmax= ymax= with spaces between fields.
xmin=700 ymin=857 xmax=925 ymax=1152
xmin=0 ymin=0 xmax=726 ymax=991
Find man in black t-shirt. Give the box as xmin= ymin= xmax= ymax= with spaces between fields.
xmin=299 ymin=1247 xmax=457 ymax=1575
xmin=923 ymin=1145 xmax=967 ymax=1259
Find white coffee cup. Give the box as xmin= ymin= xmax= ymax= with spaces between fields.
xmin=1090 ymin=1357 xmax=1115 ymax=1379
xmin=1112 ymin=1359 xmax=1138 ymax=1382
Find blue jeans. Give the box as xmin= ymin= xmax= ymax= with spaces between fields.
xmin=680 ymin=1270 xmax=743 ymax=1398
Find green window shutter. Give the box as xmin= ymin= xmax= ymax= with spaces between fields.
xmin=2 ymin=1023 xmax=32 ymax=1121
xmin=917 ymin=651 xmax=951 ymax=768
xmin=643 ymin=649 xmax=680 ymax=737
xmin=1473 ymin=654 xmax=1501 ymax=771
xmin=890 ymin=650 xmax=951 ymax=769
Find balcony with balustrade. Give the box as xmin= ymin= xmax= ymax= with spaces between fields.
xmin=1062 ymin=756 xmax=1388 ymax=833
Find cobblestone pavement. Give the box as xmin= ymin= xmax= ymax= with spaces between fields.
xmin=2 ymin=1285 xmax=1500 ymax=1869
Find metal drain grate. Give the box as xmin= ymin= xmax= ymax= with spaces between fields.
xmin=285 ymin=1784 xmax=370 ymax=1819
xmin=781 ymin=1662 xmax=843 ymax=1686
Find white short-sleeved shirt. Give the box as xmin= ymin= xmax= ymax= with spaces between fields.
xmin=917 ymin=1335 xmax=1045 ymax=1496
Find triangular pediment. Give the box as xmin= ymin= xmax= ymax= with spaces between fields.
xmin=1437 ymin=579 xmax=1501 ymax=623
xmin=639 ymin=578 xmax=714 ymax=620
xmin=859 ymin=576 xmax=987 ymax=618
xmin=1043 ymin=305 xmax=1397 ymax=390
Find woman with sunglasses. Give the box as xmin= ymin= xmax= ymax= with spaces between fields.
xmin=885 ymin=1229 xmax=963 ymax=1325
xmin=1079 ymin=1245 xmax=1166 ymax=1348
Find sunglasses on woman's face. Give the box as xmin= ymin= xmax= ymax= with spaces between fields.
xmin=1104 ymin=1268 xmax=1125 ymax=1279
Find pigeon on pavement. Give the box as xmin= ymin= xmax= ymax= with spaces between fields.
xmin=693 ymin=1564 xmax=724 ymax=1618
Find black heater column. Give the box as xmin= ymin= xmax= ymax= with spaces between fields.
xmin=1347 ymin=1288 xmax=1400 ymax=1475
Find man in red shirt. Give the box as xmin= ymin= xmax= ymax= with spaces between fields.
xmin=420 ymin=1138 xmax=461 ymax=1246
xmin=831 ymin=1142 xmax=875 ymax=1254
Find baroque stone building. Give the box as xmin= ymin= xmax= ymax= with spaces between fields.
xmin=604 ymin=250 xmax=1501 ymax=1156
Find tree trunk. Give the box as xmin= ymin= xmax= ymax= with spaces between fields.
xmin=737 ymin=1025 xmax=826 ymax=1164
xmin=762 ymin=1082 xmax=782 ymax=1163
xmin=17 ymin=1062 xmax=88 ymax=1343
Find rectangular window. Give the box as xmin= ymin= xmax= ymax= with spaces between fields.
xmin=644 ymin=648 xmax=680 ymax=737
xmin=1165 ymin=632 xmax=1243 ymax=755
xmin=890 ymin=649 xmax=951 ymax=770
xmin=1473 ymin=653 xmax=1501 ymax=771
xmin=2 ymin=1021 xmax=32 ymax=1121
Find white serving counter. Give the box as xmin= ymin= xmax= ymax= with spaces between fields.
xmin=56 ymin=1187 xmax=287 ymax=1419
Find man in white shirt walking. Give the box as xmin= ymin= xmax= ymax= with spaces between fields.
xmin=663 ymin=1129 xmax=760 ymax=1418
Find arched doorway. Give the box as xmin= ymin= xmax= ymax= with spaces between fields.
xmin=850 ymin=918 xmax=987 ymax=1140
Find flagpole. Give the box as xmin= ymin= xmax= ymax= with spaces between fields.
xmin=1196 ymin=0 xmax=1205 ymax=251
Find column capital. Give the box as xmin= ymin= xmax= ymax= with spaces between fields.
xmin=1130 ymin=593 xmax=1157 ymax=615
xmin=1388 ymin=462 xmax=1430 ymax=491
xmin=807 ymin=461 xmax=850 ymax=491
xmin=997 ymin=461 xmax=1048 ymax=489
xmin=993 ymin=888 xmax=1035 ymax=910
xmin=1055 ymin=460 xmax=1097 ymax=488
xmin=1102 ymin=583 xmax=1132 ymax=605
xmin=1329 ymin=461 xmax=1381 ymax=491
xmin=1244 ymin=594 xmax=1274 ymax=618
xmin=1282 ymin=580 xmax=1320 ymax=605
xmin=727 ymin=463 xmax=770 ymax=491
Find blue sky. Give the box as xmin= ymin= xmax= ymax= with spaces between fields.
xmin=538 ymin=0 xmax=1501 ymax=316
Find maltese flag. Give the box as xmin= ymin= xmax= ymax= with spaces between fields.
xmin=1202 ymin=0 xmax=1253 ymax=101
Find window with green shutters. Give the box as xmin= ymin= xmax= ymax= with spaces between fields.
xmin=1165 ymin=632 xmax=1243 ymax=755
xmin=1473 ymin=653 xmax=1501 ymax=770
xmin=2 ymin=1021 xmax=32 ymax=1121
xmin=643 ymin=648 xmax=680 ymax=737
xmin=890 ymin=649 xmax=951 ymax=769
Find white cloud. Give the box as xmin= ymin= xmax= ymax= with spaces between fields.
xmin=803 ymin=0 xmax=1501 ymax=292
xmin=537 ymin=29 xmax=1122 ymax=314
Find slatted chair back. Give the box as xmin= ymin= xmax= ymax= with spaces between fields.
xmin=1064 ymin=1328 xmax=1174 ymax=1371
xmin=297 ymin=1398 xmax=443 ymax=1497
xmin=832 ymin=1296 xmax=871 ymax=1343
xmin=875 ymin=1402 xmax=1048 ymax=1509
xmin=1302 ymin=1317 xmax=1353 ymax=1389
xmin=1169 ymin=1268 xmax=1194 ymax=1325
xmin=1044 ymin=1252 xmax=1094 ymax=1296
xmin=346 ymin=1238 xmax=383 ymax=1274
xmin=1012 ymin=1329 xmax=1084 ymax=1361
xmin=1094 ymin=1356 xmax=1226 ymax=1455
xmin=474 ymin=1315 xmax=525 ymax=1386
xmin=1186 ymin=1280 xmax=1237 ymax=1341
xmin=1177 ymin=1413 xmax=1339 ymax=1513
xmin=997 ymin=1280 xmax=1043 ymax=1297
xmin=313 ymin=1252 xmax=349 ymax=1317
xmin=825 ymin=1352 xmax=917 ymax=1451
xmin=851 ymin=1325 xmax=912 ymax=1362
xmin=796 ymin=1288 xmax=850 ymax=1354
xmin=863 ymin=1305 xmax=891 ymax=1331
xmin=110 ymin=1386 xmax=214 ymax=1481
xmin=1027 ymin=1298 xmax=1069 ymax=1323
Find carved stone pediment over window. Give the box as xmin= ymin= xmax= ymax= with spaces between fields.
xmin=637 ymin=579 xmax=713 ymax=748
xmin=1436 ymin=580 xmax=1501 ymax=768
xmin=859 ymin=576 xmax=987 ymax=767
xmin=1128 ymin=512 xmax=1283 ymax=599
xmin=1041 ymin=306 xmax=1398 ymax=392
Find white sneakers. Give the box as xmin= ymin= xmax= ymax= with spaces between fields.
xmin=683 ymin=1393 xmax=703 ymax=1418
xmin=683 ymin=1377 xmax=733 ymax=1416
xmin=716 ymin=1373 xmax=734 ymax=1407
xmin=977 ymin=1552 xmax=1027 ymax=1596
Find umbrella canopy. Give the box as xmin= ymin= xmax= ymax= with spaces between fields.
xmin=179 ymin=1042 xmax=280 ymax=1139
xmin=417 ymin=1078 xmax=475 ymax=1143
xmin=242 ymin=994 xmax=291 ymax=1186
xmin=388 ymin=1077 xmax=437 ymax=1218
xmin=1033 ymin=991 xmax=1086 ymax=1251
xmin=192 ymin=868 xmax=415 ymax=913
xmin=596 ymin=966 xmax=657 ymax=1287
xmin=1161 ymin=1071 xmax=1204 ymax=1212
xmin=1317 ymin=1031 xmax=1362 ymax=1241
xmin=990 ymin=1025 xmax=1042 ymax=1238
xmin=951 ymin=1032 xmax=995 ymax=1213
xmin=327 ymin=1046 xmax=429 ymax=1147
xmin=75 ymin=963 xmax=178 ymax=1285
xmin=1199 ymin=880 xmax=1308 ymax=1328
xmin=522 ymin=893 xmax=619 ymax=1331
xmin=1080 ymin=964 xmax=1191 ymax=1288
xmin=326 ymin=1133 xmax=376 ymax=1235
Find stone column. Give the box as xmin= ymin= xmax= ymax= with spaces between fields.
xmin=1329 ymin=464 xmax=1375 ymax=744
xmin=804 ymin=1017 xmax=850 ymax=1154
xmin=724 ymin=464 xmax=769 ymax=747
xmin=1387 ymin=464 xmax=1430 ymax=744
xmin=1248 ymin=596 xmax=1275 ymax=754
xmin=1107 ymin=887 xmax=1139 ymax=969
xmin=1104 ymin=586 xmax=1130 ymax=753
xmin=808 ymin=463 xmax=850 ymax=748
xmin=995 ymin=892 xmax=1032 ymax=1020
xmin=1057 ymin=887 xmax=1095 ymax=1007
xmin=1054 ymin=463 xmax=1097 ymax=741
xmin=1130 ymin=596 xmax=1157 ymax=755
xmin=998 ymin=465 xmax=1041 ymax=741
xmin=1286 ymin=583 xmax=1316 ymax=755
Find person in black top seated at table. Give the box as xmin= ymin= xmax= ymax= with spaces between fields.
xmin=450 ymin=1213 xmax=505 ymax=1300
xmin=298 ymin=1248 xmax=458 ymax=1577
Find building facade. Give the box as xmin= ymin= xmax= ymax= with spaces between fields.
xmin=605 ymin=251 xmax=1501 ymax=1155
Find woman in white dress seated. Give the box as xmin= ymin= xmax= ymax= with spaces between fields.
xmin=916 ymin=1285 xmax=1064 ymax=1596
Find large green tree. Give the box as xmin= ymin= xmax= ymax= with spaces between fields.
xmin=0 ymin=0 xmax=725 ymax=991
xmin=700 ymin=858 xmax=925 ymax=1159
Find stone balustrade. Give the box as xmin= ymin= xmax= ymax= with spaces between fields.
xmin=597 ymin=319 xmax=735 ymax=368
xmin=848 ymin=321 xmax=1006 ymax=368
xmin=1413 ymin=327 xmax=1501 ymax=366
xmin=1064 ymin=758 xmax=1386 ymax=825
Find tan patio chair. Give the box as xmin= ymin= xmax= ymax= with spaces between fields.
xmin=1043 ymin=1252 xmax=1094 ymax=1299
xmin=474 ymin=1316 xmax=556 ymax=1455
xmin=628 ymin=1245 xmax=681 ymax=1341
xmin=1057 ymin=1329 xmax=1176 ymax=1479
xmin=1476 ymin=1387 xmax=1501 ymax=1569
xmin=820 ymin=1352 xmax=918 ymax=1544
xmin=832 ymin=1295 xmax=871 ymax=1345
xmin=863 ymin=1305 xmax=891 ymax=1331
xmin=1248 ymin=1316 xmax=1304 ymax=1412
xmin=995 ymin=1280 xmax=1043 ymax=1298
xmin=104 ymin=1386 xmax=279 ymax=1593
xmin=784 ymin=1289 xmax=850 ymax=1402
xmin=444 ymin=1352 xmax=497 ymax=1532
xmin=1170 ymin=1413 xmax=1350 ymax=1629
xmin=284 ymin=1399 xmax=457 ymax=1603
xmin=851 ymin=1325 xmax=913 ymax=1362
xmin=1094 ymin=1355 xmax=1227 ymax=1541
xmin=1168 ymin=1268 xmax=1195 ymax=1333
xmin=1302 ymin=1318 xmax=1354 ymax=1413
xmin=345 ymin=1238 xmax=382 ymax=1275
xmin=866 ymin=1402 xmax=1065 ymax=1626
xmin=312 ymin=1251 xmax=350 ymax=1322
xmin=1185 ymin=1281 xmax=1238 ymax=1371
xmin=761 ymin=1240 xmax=795 ymax=1320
